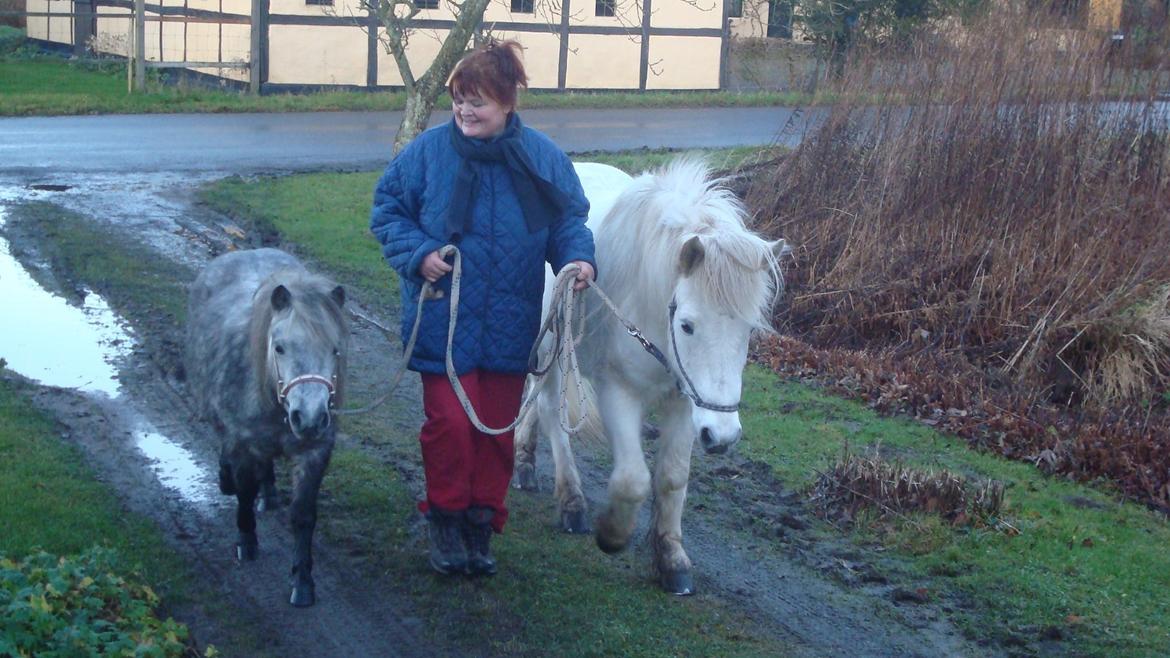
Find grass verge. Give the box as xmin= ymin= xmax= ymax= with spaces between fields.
xmin=0 ymin=50 xmax=810 ymax=117
xmin=0 ymin=374 xmax=201 ymax=657
xmin=739 ymin=365 xmax=1170 ymax=654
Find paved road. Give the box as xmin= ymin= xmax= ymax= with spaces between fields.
xmin=0 ymin=107 xmax=823 ymax=177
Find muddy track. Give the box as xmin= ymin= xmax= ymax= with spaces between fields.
xmin=0 ymin=175 xmax=995 ymax=657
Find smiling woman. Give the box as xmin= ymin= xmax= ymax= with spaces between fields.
xmin=370 ymin=38 xmax=597 ymax=578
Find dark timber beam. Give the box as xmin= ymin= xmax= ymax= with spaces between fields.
xmin=639 ymin=0 xmax=651 ymax=90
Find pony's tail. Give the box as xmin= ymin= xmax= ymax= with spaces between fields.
xmin=560 ymin=372 xmax=605 ymax=447
xmin=515 ymin=368 xmax=606 ymax=454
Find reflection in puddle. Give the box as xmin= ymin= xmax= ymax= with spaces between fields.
xmin=135 ymin=428 xmax=215 ymax=506
xmin=1 ymin=196 xmax=216 ymax=511
xmin=0 ymin=231 xmax=128 ymax=397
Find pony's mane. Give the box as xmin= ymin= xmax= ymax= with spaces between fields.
xmin=596 ymin=157 xmax=781 ymax=330
xmin=248 ymin=269 xmax=348 ymax=409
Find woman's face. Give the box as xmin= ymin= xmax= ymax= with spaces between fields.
xmin=452 ymin=91 xmax=511 ymax=140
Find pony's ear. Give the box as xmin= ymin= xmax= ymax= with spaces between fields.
xmin=271 ymin=285 xmax=292 ymax=311
xmin=771 ymin=239 xmax=793 ymax=259
xmin=330 ymin=285 xmax=346 ymax=307
xmin=678 ymin=236 xmax=706 ymax=276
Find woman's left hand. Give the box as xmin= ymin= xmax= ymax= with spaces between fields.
xmin=569 ymin=260 xmax=595 ymax=291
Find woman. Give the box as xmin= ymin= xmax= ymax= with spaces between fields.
xmin=370 ymin=40 xmax=596 ymax=577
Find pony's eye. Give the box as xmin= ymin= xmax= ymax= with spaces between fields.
xmin=681 ymin=321 xmax=694 ymax=335
xmin=274 ymin=344 xmax=285 ymax=355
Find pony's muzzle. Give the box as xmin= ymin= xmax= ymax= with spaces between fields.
xmin=699 ymin=426 xmax=741 ymax=455
xmin=288 ymin=407 xmax=331 ymax=439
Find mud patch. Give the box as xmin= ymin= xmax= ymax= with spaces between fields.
xmin=0 ymin=185 xmax=437 ymax=658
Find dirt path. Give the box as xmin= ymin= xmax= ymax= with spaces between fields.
xmin=0 ymin=173 xmax=993 ymax=657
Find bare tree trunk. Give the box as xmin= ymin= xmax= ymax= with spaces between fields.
xmin=382 ymin=0 xmax=492 ymax=155
xmin=393 ymin=77 xmax=443 ymax=153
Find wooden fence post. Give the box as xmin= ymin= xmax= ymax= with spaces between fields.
xmin=127 ymin=7 xmax=134 ymax=93
xmin=133 ymin=0 xmax=145 ymax=91
xmin=249 ymin=0 xmax=261 ymax=94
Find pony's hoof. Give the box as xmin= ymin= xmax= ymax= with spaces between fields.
xmin=289 ymin=583 xmax=315 ymax=607
xmin=513 ymin=463 xmax=538 ymax=491
xmin=560 ymin=509 xmax=591 ymax=534
xmin=236 ymin=541 xmax=258 ymax=561
xmin=596 ymin=533 xmax=627 ymax=554
xmin=660 ymin=570 xmax=695 ymax=596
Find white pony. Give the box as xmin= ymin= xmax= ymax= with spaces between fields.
xmin=514 ymin=158 xmax=787 ymax=595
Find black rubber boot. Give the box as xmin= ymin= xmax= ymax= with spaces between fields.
xmin=426 ymin=508 xmax=468 ymax=575
xmin=464 ymin=507 xmax=497 ymax=577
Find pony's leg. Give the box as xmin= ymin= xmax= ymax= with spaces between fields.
xmin=257 ymin=460 xmax=279 ymax=512
xmin=543 ymin=385 xmax=589 ymax=534
xmin=512 ymin=377 xmax=540 ymax=492
xmin=218 ymin=445 xmax=236 ymax=495
xmin=230 ymin=450 xmax=261 ymax=561
xmin=287 ymin=443 xmax=332 ymax=607
xmin=651 ymin=396 xmax=697 ymax=595
xmin=594 ymin=379 xmax=649 ymax=554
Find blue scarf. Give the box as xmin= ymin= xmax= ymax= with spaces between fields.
xmin=446 ymin=114 xmax=569 ymax=242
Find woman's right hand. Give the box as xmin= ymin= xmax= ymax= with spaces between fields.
xmin=420 ymin=250 xmax=454 ymax=283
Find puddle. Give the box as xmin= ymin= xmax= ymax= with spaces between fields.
xmin=135 ymin=427 xmax=216 ymax=506
xmin=28 ymin=183 xmax=72 ymax=192
xmin=1 ymin=194 xmax=217 ymax=511
xmin=0 ymin=233 xmax=128 ymax=397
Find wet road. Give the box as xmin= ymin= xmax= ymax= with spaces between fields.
xmin=0 ymin=107 xmax=823 ymax=177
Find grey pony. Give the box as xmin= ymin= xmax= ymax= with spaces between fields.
xmin=186 ymin=247 xmax=348 ymax=607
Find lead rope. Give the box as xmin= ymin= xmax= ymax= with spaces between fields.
xmin=337 ymin=245 xmax=591 ymax=435
xmin=441 ymin=245 xmax=590 ymax=435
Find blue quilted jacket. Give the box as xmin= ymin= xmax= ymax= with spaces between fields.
xmin=370 ymin=116 xmax=595 ymax=375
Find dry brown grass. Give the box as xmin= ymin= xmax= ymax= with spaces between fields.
xmin=811 ymin=448 xmax=1006 ymax=527
xmin=734 ymin=6 xmax=1170 ymax=510
xmin=744 ymin=4 xmax=1170 ymax=408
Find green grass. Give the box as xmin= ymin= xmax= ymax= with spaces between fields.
xmin=320 ymin=446 xmax=785 ymax=657
xmin=0 ymin=378 xmax=168 ymax=560
xmin=198 ymin=172 xmax=394 ymax=307
xmin=0 ymin=50 xmax=811 ymax=117
xmin=578 ymin=145 xmax=782 ymax=176
xmin=739 ymin=364 xmax=1170 ymax=655
xmin=8 ymin=202 xmax=193 ymax=324
xmin=0 ymin=375 xmax=200 ymax=655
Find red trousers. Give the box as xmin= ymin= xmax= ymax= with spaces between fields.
xmin=417 ymin=370 xmax=526 ymax=533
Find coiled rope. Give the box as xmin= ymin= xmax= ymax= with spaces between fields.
xmin=336 ymin=245 xmax=591 ymax=435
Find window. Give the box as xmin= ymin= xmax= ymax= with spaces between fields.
xmin=417 ymin=0 xmax=439 ymax=8
xmin=728 ymin=0 xmax=742 ymax=18
xmin=766 ymin=0 xmax=792 ymax=39
xmin=305 ymin=0 xmax=333 ymax=6
xmin=596 ymin=0 xmax=615 ymax=17
xmin=511 ymin=0 xmax=534 ymax=12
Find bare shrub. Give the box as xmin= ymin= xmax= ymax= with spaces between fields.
xmin=745 ymin=2 xmax=1170 ymax=407
xmin=810 ymin=447 xmax=1006 ymax=527
xmin=0 ymin=0 xmax=24 ymax=29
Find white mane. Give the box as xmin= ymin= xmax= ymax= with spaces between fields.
xmin=595 ymin=157 xmax=781 ymax=330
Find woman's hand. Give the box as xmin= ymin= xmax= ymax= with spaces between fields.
xmin=569 ymin=260 xmax=595 ymax=291
xmin=420 ymin=250 xmax=454 ymax=283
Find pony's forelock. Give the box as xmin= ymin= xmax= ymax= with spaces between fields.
xmin=248 ymin=270 xmax=348 ymax=409
xmin=597 ymin=157 xmax=781 ymax=331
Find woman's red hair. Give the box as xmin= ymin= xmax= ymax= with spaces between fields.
xmin=448 ymin=39 xmax=528 ymax=108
